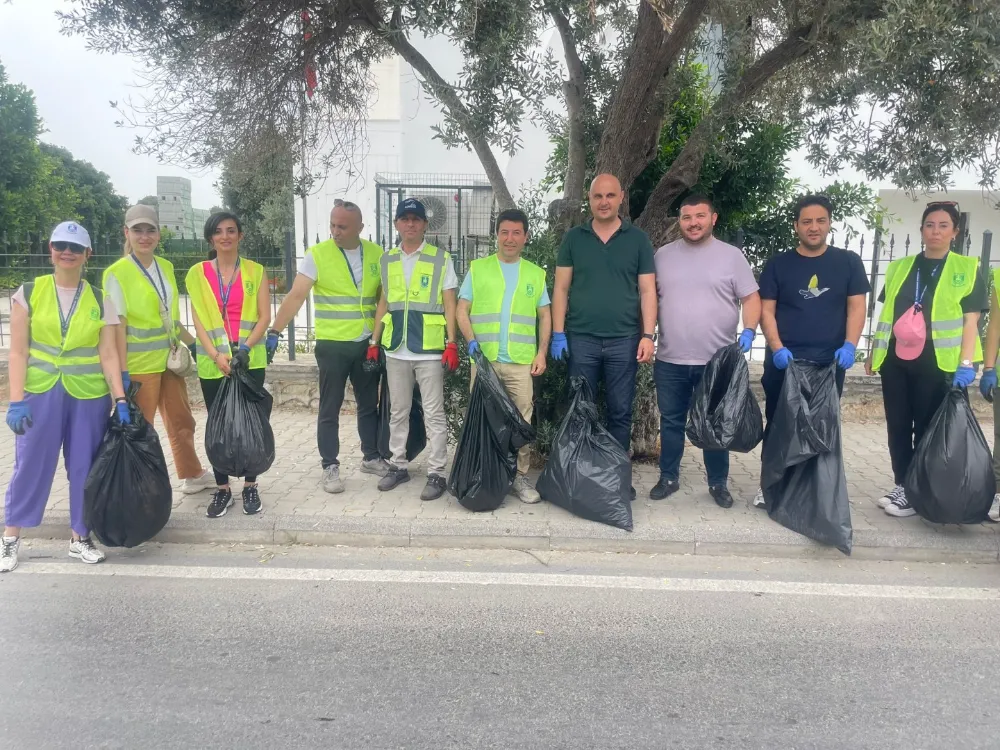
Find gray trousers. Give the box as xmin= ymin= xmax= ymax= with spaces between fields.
xmin=385 ymin=356 xmax=448 ymax=476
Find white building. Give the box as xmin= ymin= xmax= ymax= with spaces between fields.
xmin=294 ymin=33 xmax=559 ymax=256
xmin=157 ymin=176 xmax=213 ymax=240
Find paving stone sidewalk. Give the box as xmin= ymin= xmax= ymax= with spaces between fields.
xmin=3 ymin=408 xmax=999 ymax=561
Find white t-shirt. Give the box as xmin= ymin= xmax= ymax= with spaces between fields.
xmin=104 ymin=256 xmax=176 ymax=324
xmin=386 ymin=243 xmax=459 ymax=361
xmin=13 ymin=283 xmax=119 ymax=325
xmin=298 ymin=245 xmax=370 ymax=342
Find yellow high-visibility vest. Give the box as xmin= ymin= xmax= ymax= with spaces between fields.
xmin=311 ymin=239 xmax=382 ymax=341
xmin=380 ymin=244 xmax=449 ymax=354
xmin=468 ymin=254 xmax=544 ymax=364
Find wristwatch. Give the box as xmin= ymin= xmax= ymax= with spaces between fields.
xmin=961 ymin=359 xmax=973 ymax=367
xmin=267 ymin=328 xmax=283 ymax=338
xmin=642 ymin=333 xmax=655 ymax=341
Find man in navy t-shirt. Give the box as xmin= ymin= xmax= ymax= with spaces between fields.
xmin=753 ymin=194 xmax=871 ymax=506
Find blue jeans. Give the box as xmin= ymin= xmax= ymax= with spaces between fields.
xmin=654 ymin=360 xmax=729 ymax=486
xmin=568 ymin=333 xmax=639 ymax=452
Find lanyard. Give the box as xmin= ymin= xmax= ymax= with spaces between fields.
xmin=130 ymin=253 xmax=169 ymax=310
xmin=340 ymin=246 xmax=359 ymax=289
xmin=914 ymin=257 xmax=944 ymax=310
xmin=215 ymin=257 xmax=241 ymax=340
xmin=56 ymin=281 xmax=85 ymax=339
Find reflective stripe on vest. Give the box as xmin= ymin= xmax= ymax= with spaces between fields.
xmin=872 ymin=253 xmax=983 ymax=372
xmin=468 ymin=254 xmax=544 ymax=364
xmin=185 ymin=259 xmax=267 ymax=379
xmin=24 ymin=275 xmax=109 ymax=399
xmin=103 ymin=255 xmax=181 ymax=374
xmin=311 ymin=238 xmax=383 ymax=341
xmin=379 ymin=244 xmax=450 ymax=354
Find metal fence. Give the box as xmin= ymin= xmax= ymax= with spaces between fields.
xmin=0 ymin=227 xmax=993 ymax=361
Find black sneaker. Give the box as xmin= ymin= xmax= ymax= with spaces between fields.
xmin=242 ymin=485 xmax=262 ymax=515
xmin=420 ymin=474 xmax=447 ymax=501
xmin=206 ymin=488 xmax=234 ymax=518
xmin=378 ymin=467 xmax=410 ymax=491
xmin=650 ymin=478 xmax=680 ymax=500
xmin=709 ymin=485 xmax=734 ymax=509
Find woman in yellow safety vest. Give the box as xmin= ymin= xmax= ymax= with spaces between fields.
xmin=104 ymin=203 xmax=214 ymax=494
xmin=186 ymin=212 xmax=271 ymax=519
xmin=2 ymin=221 xmax=129 ymax=573
xmin=866 ymin=202 xmax=985 ymax=518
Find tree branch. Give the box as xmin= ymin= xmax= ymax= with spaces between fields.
xmin=594 ymin=0 xmax=709 ymax=191
xmin=636 ymin=23 xmax=817 ymax=245
xmin=548 ymin=6 xmax=588 ymax=231
xmin=372 ymin=10 xmax=516 ymax=210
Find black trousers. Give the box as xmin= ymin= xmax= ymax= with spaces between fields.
xmin=315 ymin=339 xmax=380 ymax=468
xmin=200 ymin=367 xmax=267 ymax=485
xmin=879 ymin=353 xmax=951 ymax=485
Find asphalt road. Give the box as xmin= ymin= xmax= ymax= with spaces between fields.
xmin=3 ymin=543 xmax=1000 ymax=749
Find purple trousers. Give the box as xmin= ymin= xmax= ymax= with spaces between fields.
xmin=5 ymin=382 xmax=111 ymax=536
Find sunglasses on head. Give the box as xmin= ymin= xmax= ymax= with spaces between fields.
xmin=926 ymin=200 xmax=959 ymax=209
xmin=52 ymin=241 xmax=87 ymax=254
xmin=333 ymin=199 xmax=359 ymax=209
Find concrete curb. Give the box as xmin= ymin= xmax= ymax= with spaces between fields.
xmin=19 ymin=510 xmax=1000 ymax=564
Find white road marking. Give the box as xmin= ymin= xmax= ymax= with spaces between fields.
xmin=10 ymin=562 xmax=1000 ymax=600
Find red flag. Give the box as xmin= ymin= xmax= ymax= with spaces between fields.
xmin=302 ymin=10 xmax=317 ymax=99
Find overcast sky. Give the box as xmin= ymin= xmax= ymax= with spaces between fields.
xmin=0 ymin=0 xmax=221 ymax=208
xmin=0 ymin=0 xmax=982 ymax=217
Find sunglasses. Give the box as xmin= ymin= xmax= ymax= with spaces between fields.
xmin=926 ymin=200 xmax=959 ymax=209
xmin=52 ymin=241 xmax=87 ymax=254
xmin=333 ymin=199 xmax=359 ymax=210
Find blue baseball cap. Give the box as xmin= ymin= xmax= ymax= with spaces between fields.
xmin=395 ymin=198 xmax=427 ymax=221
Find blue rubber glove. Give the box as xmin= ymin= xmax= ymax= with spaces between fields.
xmin=468 ymin=340 xmax=480 ymax=358
xmin=772 ymin=347 xmax=793 ymax=370
xmin=121 ymin=371 xmax=131 ymax=392
xmin=5 ymin=401 xmax=32 ymax=435
xmin=550 ymin=332 xmax=568 ymax=361
xmin=953 ymin=365 xmax=976 ymax=389
xmin=738 ymin=328 xmax=755 ymax=353
xmin=265 ymin=331 xmax=279 ymax=364
xmin=115 ymin=400 xmax=131 ymax=425
xmin=834 ymin=341 xmax=857 ymax=370
xmin=980 ymin=368 xmax=997 ymax=400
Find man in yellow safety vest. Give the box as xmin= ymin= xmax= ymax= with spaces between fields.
xmin=456 ymin=208 xmax=551 ymax=503
xmin=371 ymin=198 xmax=460 ymax=501
xmin=268 ymin=201 xmax=389 ymax=494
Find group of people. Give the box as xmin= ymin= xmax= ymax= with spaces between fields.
xmin=2 ymin=174 xmax=995 ymax=573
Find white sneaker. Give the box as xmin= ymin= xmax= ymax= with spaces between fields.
xmin=0 ymin=536 xmax=19 ymax=573
xmin=885 ymin=492 xmax=916 ymax=518
xmin=512 ymin=475 xmax=541 ymax=504
xmin=752 ymin=487 xmax=765 ymax=508
xmin=68 ymin=537 xmax=106 ymax=564
xmin=360 ymin=458 xmax=391 ymax=477
xmin=989 ymin=494 xmax=1000 ymax=522
xmin=323 ymin=465 xmax=345 ymax=494
xmin=180 ymin=469 xmax=215 ymax=495
xmin=878 ymin=485 xmax=905 ymax=509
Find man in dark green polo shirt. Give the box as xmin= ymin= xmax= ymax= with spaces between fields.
xmin=551 ymin=173 xmax=657 ymax=452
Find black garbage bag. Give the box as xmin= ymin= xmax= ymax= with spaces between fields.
xmin=83 ymin=383 xmax=172 ymax=548
xmin=761 ymin=361 xmax=852 ymax=554
xmin=686 ymin=342 xmax=763 ymax=452
xmin=537 ymin=377 xmax=633 ymax=531
xmin=904 ymin=388 xmax=995 ymax=524
xmin=370 ymin=349 xmax=426 ymax=462
xmin=448 ymin=350 xmax=536 ymax=512
xmin=205 ymin=360 xmax=275 ymax=477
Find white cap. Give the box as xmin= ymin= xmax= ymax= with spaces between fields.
xmin=50 ymin=221 xmax=92 ymax=248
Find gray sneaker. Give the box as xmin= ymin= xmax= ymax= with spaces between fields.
xmin=323 ymin=465 xmax=345 ymax=494
xmin=360 ymin=458 xmax=391 ymax=477
xmin=68 ymin=537 xmax=106 ymax=565
xmin=511 ymin=475 xmax=541 ymax=504
xmin=420 ymin=474 xmax=447 ymax=501
xmin=0 ymin=536 xmax=19 ymax=573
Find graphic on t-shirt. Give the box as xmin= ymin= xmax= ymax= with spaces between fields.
xmin=799 ymin=274 xmax=830 ymax=299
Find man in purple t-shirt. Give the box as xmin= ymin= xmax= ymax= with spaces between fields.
xmin=651 ymin=195 xmax=761 ymax=508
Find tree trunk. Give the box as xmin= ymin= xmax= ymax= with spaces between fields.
xmin=549 ymin=7 xmax=588 ymax=234
xmin=594 ymin=0 xmax=708 ymax=192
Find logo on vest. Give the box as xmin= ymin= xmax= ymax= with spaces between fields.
xmin=370 ymin=263 xmax=378 ymax=276
xmin=420 ymin=274 xmax=430 ymax=289
xmin=525 ymin=283 xmax=535 ymax=298
xmin=89 ymin=306 xmax=100 ymax=321
xmin=245 ymin=281 xmax=256 ymax=295
xmin=952 ymin=272 xmax=966 ymax=287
